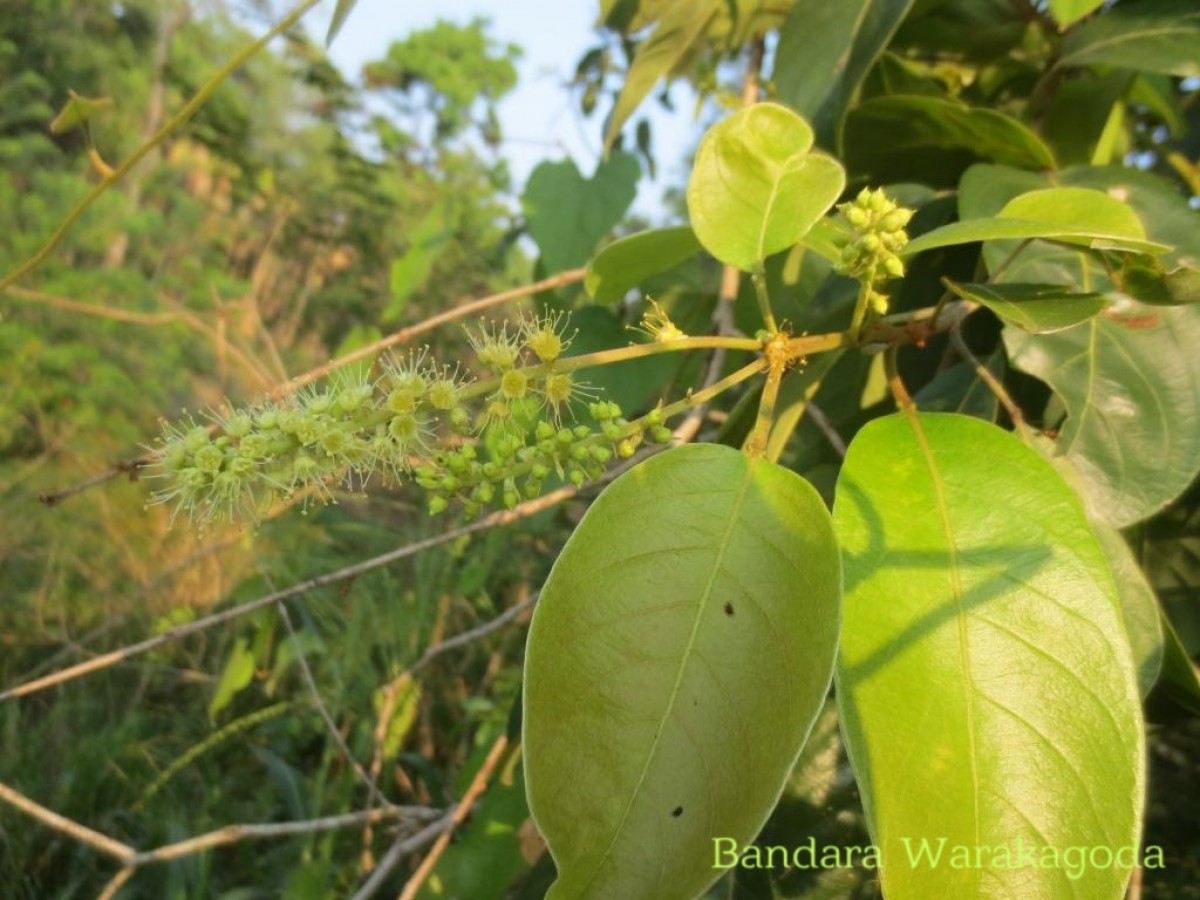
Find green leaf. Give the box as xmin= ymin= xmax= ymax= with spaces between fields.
xmin=903 ymin=187 xmax=1170 ymax=257
xmin=834 ymin=413 xmax=1144 ymax=900
xmin=523 ymin=153 xmax=641 ymax=275
xmin=1156 ymin=610 xmax=1200 ymax=716
xmin=326 ymin=0 xmax=360 ymax=47
xmin=48 ymin=91 xmax=112 ymax=134
xmin=1060 ymin=1 xmax=1200 ymax=77
xmin=687 ymin=104 xmax=846 ymax=271
xmin=1091 ymin=520 xmax=1164 ymax=698
xmin=943 ymin=280 xmax=1107 ymax=333
xmin=844 ymin=96 xmax=1056 ymax=188
xmin=584 ymin=227 xmax=701 ymax=304
xmin=1113 ymin=257 xmax=1200 ymax=307
xmin=1006 ymin=302 xmax=1200 ymax=526
xmin=209 ymin=637 xmax=256 ymax=720
xmin=524 ymin=444 xmax=841 ymax=899
xmin=386 ymin=204 xmax=448 ymax=322
xmin=603 ymin=0 xmax=722 ymax=150
xmin=1047 ymin=0 xmax=1104 ymax=29
xmin=773 ymin=0 xmax=915 ymax=151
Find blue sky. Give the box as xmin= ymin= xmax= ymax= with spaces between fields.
xmin=305 ymin=0 xmax=697 ymax=220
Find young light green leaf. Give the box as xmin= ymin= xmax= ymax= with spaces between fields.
xmin=774 ymin=0 xmax=914 ymax=151
xmin=209 ymin=637 xmax=256 ymax=720
xmin=1048 ymin=0 xmax=1105 ymax=29
xmin=49 ymin=91 xmax=113 ymax=134
xmin=326 ymin=0 xmax=360 ymax=47
xmin=1006 ymin=301 xmax=1200 ymax=526
xmin=844 ymin=96 xmax=1056 ymax=187
xmin=943 ymin=280 xmax=1107 ymax=333
xmin=903 ymin=187 xmax=1170 ymax=257
xmin=603 ymin=0 xmax=722 ymax=151
xmin=834 ymin=413 xmax=1144 ymax=900
xmin=524 ymin=443 xmax=841 ymax=899
xmin=687 ymin=103 xmax=845 ymax=272
xmin=1060 ymin=1 xmax=1200 ymax=77
xmin=584 ymin=227 xmax=701 ymax=304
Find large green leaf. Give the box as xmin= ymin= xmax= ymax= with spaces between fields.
xmin=584 ymin=227 xmax=702 ymax=304
xmin=903 ymin=186 xmax=1170 ymax=257
xmin=773 ymin=0 xmax=915 ymax=151
xmin=523 ymin=153 xmax=641 ymax=275
xmin=1091 ymin=520 xmax=1164 ymax=699
xmin=943 ymin=280 xmax=1107 ymax=333
xmin=603 ymin=0 xmax=721 ymax=150
xmin=844 ymin=96 xmax=1056 ymax=187
xmin=1006 ymin=302 xmax=1200 ymax=526
xmin=687 ymin=104 xmax=845 ymax=271
xmin=524 ymin=444 xmax=841 ymax=899
xmin=1060 ymin=1 xmax=1200 ymax=78
xmin=835 ymin=413 xmax=1144 ymax=900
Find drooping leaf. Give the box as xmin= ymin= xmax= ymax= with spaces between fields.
xmin=1006 ymin=301 xmax=1200 ymax=526
xmin=1060 ymin=1 xmax=1200 ymax=78
xmin=834 ymin=413 xmax=1144 ymax=900
xmin=687 ymin=103 xmax=845 ymax=271
xmin=326 ymin=0 xmax=360 ymax=47
xmin=943 ymin=280 xmax=1107 ymax=333
xmin=1047 ymin=0 xmax=1105 ymax=29
xmin=603 ymin=0 xmax=722 ymax=150
xmin=524 ymin=444 xmax=841 ymax=899
xmin=1091 ymin=520 xmax=1164 ymax=698
xmin=773 ymin=0 xmax=915 ymax=151
xmin=209 ymin=637 xmax=256 ymax=720
xmin=843 ymin=96 xmax=1056 ymax=187
xmin=523 ymin=153 xmax=641 ymax=275
xmin=48 ymin=91 xmax=112 ymax=134
xmin=584 ymin=227 xmax=702 ymax=304
xmin=1040 ymin=71 xmax=1133 ymax=167
xmin=903 ymin=186 xmax=1170 ymax=257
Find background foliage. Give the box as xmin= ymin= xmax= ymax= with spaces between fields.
xmin=1 ymin=0 xmax=1197 ymax=898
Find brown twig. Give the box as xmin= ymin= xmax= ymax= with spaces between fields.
xmin=0 ymin=780 xmax=135 ymax=863
xmin=274 ymin=596 xmax=392 ymax=804
xmin=350 ymin=807 xmax=459 ymax=900
xmin=397 ymin=735 xmax=511 ymax=900
xmin=3 ymin=487 xmax=580 ymax=703
xmin=947 ymin=325 xmax=1034 ymax=442
xmin=277 ymin=267 xmax=586 ymax=396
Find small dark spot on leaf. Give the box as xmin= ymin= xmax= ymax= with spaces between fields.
xmin=672 ymin=806 xmax=683 ymax=817
xmin=724 ymin=602 xmax=734 ymax=616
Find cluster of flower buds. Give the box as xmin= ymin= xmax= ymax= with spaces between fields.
xmin=148 ymin=313 xmax=673 ymax=525
xmin=836 ymin=188 xmax=914 ymax=315
xmin=415 ymin=399 xmax=672 ymax=518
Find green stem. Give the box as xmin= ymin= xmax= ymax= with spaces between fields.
xmin=847 ymin=276 xmax=875 ymax=342
xmin=751 ymin=267 xmax=778 ymax=334
xmin=459 ymin=335 xmax=763 ymax=402
xmin=0 ymin=0 xmax=324 ymax=294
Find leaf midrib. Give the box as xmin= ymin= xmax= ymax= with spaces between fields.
xmin=576 ymin=457 xmax=756 ymax=895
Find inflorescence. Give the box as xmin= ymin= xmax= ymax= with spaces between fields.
xmin=836 ymin=188 xmax=914 ymax=316
xmin=147 ymin=312 xmax=673 ymax=525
